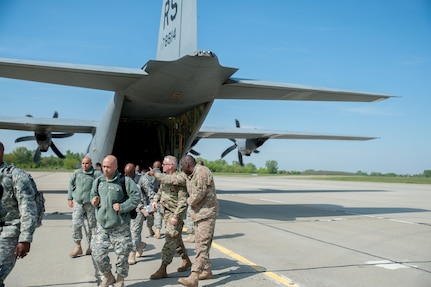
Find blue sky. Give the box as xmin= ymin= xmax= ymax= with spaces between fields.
xmin=0 ymin=0 xmax=430 ymax=175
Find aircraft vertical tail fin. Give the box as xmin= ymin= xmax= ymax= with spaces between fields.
xmin=156 ymin=0 xmax=197 ymax=61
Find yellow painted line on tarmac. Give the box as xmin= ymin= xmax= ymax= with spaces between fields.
xmin=212 ymin=242 xmax=299 ymax=287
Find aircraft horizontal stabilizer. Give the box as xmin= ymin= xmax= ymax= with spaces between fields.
xmin=0 ymin=58 xmax=147 ymax=92
xmin=220 ymin=78 xmax=392 ymax=102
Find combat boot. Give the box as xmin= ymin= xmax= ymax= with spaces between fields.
xmin=154 ymin=228 xmax=161 ymax=239
xmin=114 ymin=274 xmax=124 ymax=287
xmin=183 ymin=234 xmax=195 ymax=243
xmin=199 ymin=269 xmax=213 ymax=280
xmin=177 ymin=254 xmax=192 ymax=272
xmin=128 ymin=251 xmax=136 ymax=265
xmin=136 ymin=242 xmax=146 ymax=258
xmin=148 ymin=227 xmax=155 ymax=236
xmin=150 ymin=263 xmax=168 ymax=279
xmin=69 ymin=241 xmax=83 ymax=258
xmin=99 ymin=271 xmax=116 ymax=287
xmin=85 ymin=245 xmax=92 ymax=255
xmin=178 ymin=271 xmax=199 ymax=287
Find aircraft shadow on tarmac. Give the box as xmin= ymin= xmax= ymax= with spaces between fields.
xmin=217 ymin=199 xmax=429 ymax=222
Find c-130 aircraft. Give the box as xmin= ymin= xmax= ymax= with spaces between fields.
xmin=0 ymin=0 xmax=390 ymax=168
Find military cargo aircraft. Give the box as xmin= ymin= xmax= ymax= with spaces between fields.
xmin=0 ymin=0 xmax=390 ymax=168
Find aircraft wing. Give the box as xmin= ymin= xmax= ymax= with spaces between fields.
xmin=0 ymin=58 xmax=147 ymax=91
xmin=220 ymin=78 xmax=391 ymax=102
xmin=197 ymin=127 xmax=377 ymax=141
xmin=0 ymin=116 xmax=98 ymax=134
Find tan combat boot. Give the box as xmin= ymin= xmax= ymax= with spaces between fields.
xmin=99 ymin=271 xmax=116 ymax=287
xmin=136 ymin=242 xmax=146 ymax=258
xmin=69 ymin=241 xmax=83 ymax=258
xmin=183 ymin=234 xmax=195 ymax=243
xmin=177 ymin=254 xmax=192 ymax=272
xmin=114 ymin=274 xmax=124 ymax=287
xmin=150 ymin=263 xmax=168 ymax=279
xmin=178 ymin=271 xmax=199 ymax=287
xmin=154 ymin=228 xmax=161 ymax=239
xmin=128 ymin=251 xmax=136 ymax=265
xmin=199 ymin=269 xmax=213 ymax=280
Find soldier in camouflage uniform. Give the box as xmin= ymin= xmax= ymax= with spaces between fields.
xmin=0 ymin=142 xmax=40 ymax=287
xmin=67 ymin=156 xmax=102 ymax=257
xmin=150 ymin=155 xmax=218 ymax=287
xmin=90 ymin=155 xmax=140 ymax=287
xmin=149 ymin=160 xmax=163 ymax=239
xmin=124 ymin=163 xmax=148 ymax=265
xmin=149 ymin=155 xmax=191 ymax=280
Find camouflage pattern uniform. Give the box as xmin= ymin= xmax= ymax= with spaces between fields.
xmin=130 ymin=172 xmax=153 ymax=251
xmin=67 ymin=167 xmax=102 ymax=244
xmin=152 ymin=171 xmax=188 ymax=265
xmin=186 ymin=164 xmax=218 ymax=275
xmin=90 ymin=171 xmax=140 ymax=278
xmin=0 ymin=162 xmax=39 ymax=285
xmin=157 ymin=164 xmax=218 ymax=274
xmin=149 ymin=168 xmax=163 ymax=230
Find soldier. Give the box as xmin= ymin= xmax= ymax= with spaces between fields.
xmin=67 ymin=156 xmax=102 ymax=257
xmin=124 ymin=163 xmax=147 ymax=265
xmin=0 ymin=141 xmax=41 ymax=286
xmin=149 ymin=155 xmax=218 ymax=287
xmin=90 ymin=155 xmax=140 ymax=287
xmin=149 ymin=155 xmax=191 ymax=280
xmin=150 ymin=160 xmax=163 ymax=239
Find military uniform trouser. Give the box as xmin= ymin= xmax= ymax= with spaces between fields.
xmin=146 ymin=213 xmax=154 ymax=228
xmin=130 ymin=209 xmax=145 ymax=251
xmin=0 ymin=236 xmax=18 ymax=286
xmin=161 ymin=209 xmax=187 ymax=265
xmin=153 ymin=206 xmax=163 ymax=229
xmin=91 ymin=223 xmax=132 ymax=277
xmin=71 ymin=202 xmax=96 ymax=243
xmin=191 ymin=218 xmax=216 ymax=274
xmin=185 ymin=205 xmax=194 ymax=234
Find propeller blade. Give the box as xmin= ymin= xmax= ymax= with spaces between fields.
xmin=33 ymin=148 xmax=41 ymax=162
xmin=15 ymin=136 xmax=36 ymax=143
xmin=52 ymin=133 xmax=74 ymax=138
xmin=238 ymin=151 xmax=244 ymax=166
xmin=221 ymin=144 xmax=237 ymax=158
xmin=50 ymin=142 xmax=65 ymax=159
xmin=189 ymin=149 xmax=200 ymax=156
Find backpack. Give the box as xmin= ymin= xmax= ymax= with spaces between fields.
xmin=0 ymin=165 xmax=45 ymax=228
xmin=95 ymin=175 xmax=137 ymax=219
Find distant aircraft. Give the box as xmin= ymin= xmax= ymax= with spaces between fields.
xmin=0 ymin=0 xmax=390 ymax=169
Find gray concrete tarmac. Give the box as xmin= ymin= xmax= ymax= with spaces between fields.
xmin=5 ymin=172 xmax=431 ymax=287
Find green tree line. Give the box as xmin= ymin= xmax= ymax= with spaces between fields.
xmin=3 ymin=146 xmax=430 ymax=177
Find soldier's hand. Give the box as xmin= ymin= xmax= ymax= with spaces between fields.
xmin=91 ymin=196 xmax=100 ymax=207
xmin=113 ymin=203 xmax=121 ymax=212
xmin=147 ymin=167 xmax=155 ymax=176
xmin=15 ymin=242 xmax=30 ymax=259
xmin=67 ymin=200 xmax=74 ymax=208
xmin=171 ymin=217 xmax=178 ymax=225
xmin=152 ymin=202 xmax=158 ymax=210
